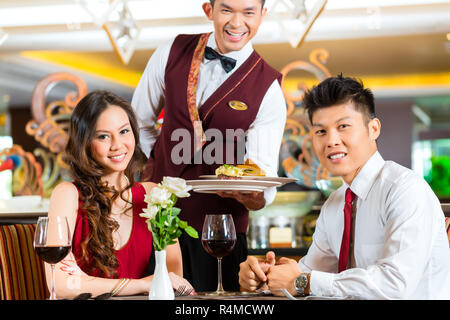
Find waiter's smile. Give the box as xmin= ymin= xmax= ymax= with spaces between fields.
xmin=203 ymin=0 xmax=267 ymax=54
xmin=225 ymin=29 xmax=248 ymax=42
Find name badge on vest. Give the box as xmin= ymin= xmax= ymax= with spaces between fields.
xmin=228 ymin=100 xmax=248 ymax=111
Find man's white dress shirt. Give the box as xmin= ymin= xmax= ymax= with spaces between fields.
xmin=131 ymin=33 xmax=287 ymax=206
xmin=299 ymin=151 xmax=450 ymax=299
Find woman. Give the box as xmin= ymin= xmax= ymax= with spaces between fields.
xmin=45 ymin=90 xmax=193 ymax=298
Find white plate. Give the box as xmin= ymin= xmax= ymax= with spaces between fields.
xmin=187 ymin=179 xmax=281 ymax=188
xmin=193 ymin=186 xmax=266 ymax=194
xmin=187 ymin=179 xmax=281 ymax=194
xmin=198 ymin=175 xmax=298 ymax=185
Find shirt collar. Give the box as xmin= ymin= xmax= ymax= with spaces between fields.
xmin=204 ymin=32 xmax=253 ymax=69
xmin=343 ymin=151 xmax=385 ymax=201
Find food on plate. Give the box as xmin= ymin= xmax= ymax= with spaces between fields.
xmin=215 ymin=164 xmax=244 ymax=179
xmin=215 ymin=160 xmax=266 ymax=179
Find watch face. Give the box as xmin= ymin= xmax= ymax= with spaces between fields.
xmin=295 ymin=274 xmax=307 ymax=291
xmin=295 ymin=278 xmax=301 ymax=289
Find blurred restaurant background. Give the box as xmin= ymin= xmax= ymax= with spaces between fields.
xmin=0 ymin=0 xmax=449 ymax=258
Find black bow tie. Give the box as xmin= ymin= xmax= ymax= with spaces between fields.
xmin=204 ymin=46 xmax=237 ymax=73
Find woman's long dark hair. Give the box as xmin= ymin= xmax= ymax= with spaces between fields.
xmin=65 ymin=90 xmax=146 ymax=277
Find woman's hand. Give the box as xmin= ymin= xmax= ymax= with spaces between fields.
xmin=59 ymin=253 xmax=88 ymax=276
xmin=142 ymin=272 xmax=196 ymax=296
xmin=169 ymin=272 xmax=196 ymax=295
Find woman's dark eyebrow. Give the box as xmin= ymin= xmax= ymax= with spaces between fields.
xmin=95 ymin=123 xmax=130 ymax=134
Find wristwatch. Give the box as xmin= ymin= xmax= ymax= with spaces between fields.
xmin=294 ymin=273 xmax=310 ymax=296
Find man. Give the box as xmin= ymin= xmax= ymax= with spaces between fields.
xmin=131 ymin=0 xmax=286 ymax=292
xmin=239 ymin=75 xmax=450 ymax=299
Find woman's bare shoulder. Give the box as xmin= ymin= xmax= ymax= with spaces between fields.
xmin=52 ymin=181 xmax=79 ymax=198
xmin=49 ymin=182 xmax=79 ymax=216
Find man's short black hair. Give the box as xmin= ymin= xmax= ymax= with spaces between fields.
xmin=303 ymin=74 xmax=376 ymax=124
xmin=209 ymin=0 xmax=266 ymax=8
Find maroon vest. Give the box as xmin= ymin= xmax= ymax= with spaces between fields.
xmin=145 ymin=33 xmax=282 ymax=233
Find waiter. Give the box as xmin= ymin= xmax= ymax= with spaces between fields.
xmin=131 ymin=0 xmax=286 ymax=292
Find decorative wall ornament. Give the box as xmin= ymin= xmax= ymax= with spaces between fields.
xmin=279 ymin=49 xmax=332 ymax=188
xmin=33 ymin=148 xmax=68 ymax=198
xmin=22 ymin=72 xmax=88 ymax=196
xmin=26 ymin=72 xmax=87 ymax=156
xmin=0 ymin=145 xmax=43 ymax=196
xmin=270 ymin=0 xmax=328 ymax=48
xmin=281 ymin=49 xmax=331 ymax=116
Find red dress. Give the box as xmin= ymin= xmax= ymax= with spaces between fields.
xmin=72 ymin=183 xmax=153 ymax=278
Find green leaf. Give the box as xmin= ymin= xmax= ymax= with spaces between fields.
xmin=167 ymin=239 xmax=177 ymax=246
xmin=150 ymin=220 xmax=158 ymax=230
xmin=171 ymin=207 xmax=181 ymax=216
xmin=178 ymin=219 xmax=188 ymax=229
xmin=174 ymin=229 xmax=182 ymax=239
xmin=145 ymin=200 xmax=201 ymax=250
xmin=184 ymin=226 xmax=199 ymax=238
xmin=155 ymin=220 xmax=164 ymax=228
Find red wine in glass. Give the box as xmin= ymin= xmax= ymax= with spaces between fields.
xmin=34 ymin=216 xmax=71 ymax=300
xmin=35 ymin=245 xmax=71 ymax=264
xmin=201 ymin=239 xmax=236 ymax=258
xmin=201 ymin=214 xmax=237 ymax=296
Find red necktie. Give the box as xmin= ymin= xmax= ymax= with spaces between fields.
xmin=338 ymin=188 xmax=356 ymax=273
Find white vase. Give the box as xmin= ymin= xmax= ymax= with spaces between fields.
xmin=148 ymin=249 xmax=174 ymax=300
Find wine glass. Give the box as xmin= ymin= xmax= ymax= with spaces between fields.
xmin=34 ymin=216 xmax=71 ymax=300
xmin=201 ymin=214 xmax=237 ymax=296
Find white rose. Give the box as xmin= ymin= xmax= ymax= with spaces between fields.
xmin=145 ymin=186 xmax=173 ymax=208
xmin=139 ymin=204 xmax=159 ymax=220
xmin=161 ymin=176 xmax=192 ymax=198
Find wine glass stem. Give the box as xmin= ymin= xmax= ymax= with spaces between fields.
xmin=216 ymin=258 xmax=224 ymax=293
xmin=50 ymin=264 xmax=56 ymax=300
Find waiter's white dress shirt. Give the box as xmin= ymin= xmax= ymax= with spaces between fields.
xmin=299 ymin=151 xmax=450 ymax=299
xmin=131 ymin=32 xmax=287 ymax=206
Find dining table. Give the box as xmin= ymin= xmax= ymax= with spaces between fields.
xmin=109 ymin=292 xmax=360 ymax=301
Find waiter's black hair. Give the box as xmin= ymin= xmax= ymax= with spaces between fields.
xmin=303 ymin=74 xmax=376 ymax=125
xmin=210 ymin=0 xmax=266 ymax=8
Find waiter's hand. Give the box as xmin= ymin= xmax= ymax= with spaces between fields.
xmin=267 ymin=257 xmax=302 ymax=297
xmin=239 ymin=251 xmax=276 ymax=292
xmin=216 ymin=190 xmax=265 ymax=211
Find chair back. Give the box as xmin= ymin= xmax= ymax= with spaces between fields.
xmin=0 ymin=224 xmax=48 ymax=300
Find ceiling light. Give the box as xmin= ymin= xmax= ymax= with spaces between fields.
xmin=0 ymin=28 xmax=8 ymax=46
xmin=103 ymin=1 xmax=140 ymax=65
xmin=78 ymin=0 xmax=121 ymax=27
xmin=269 ymin=0 xmax=328 ymax=48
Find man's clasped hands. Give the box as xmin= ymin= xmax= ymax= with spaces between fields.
xmin=238 ymin=251 xmax=303 ymax=297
